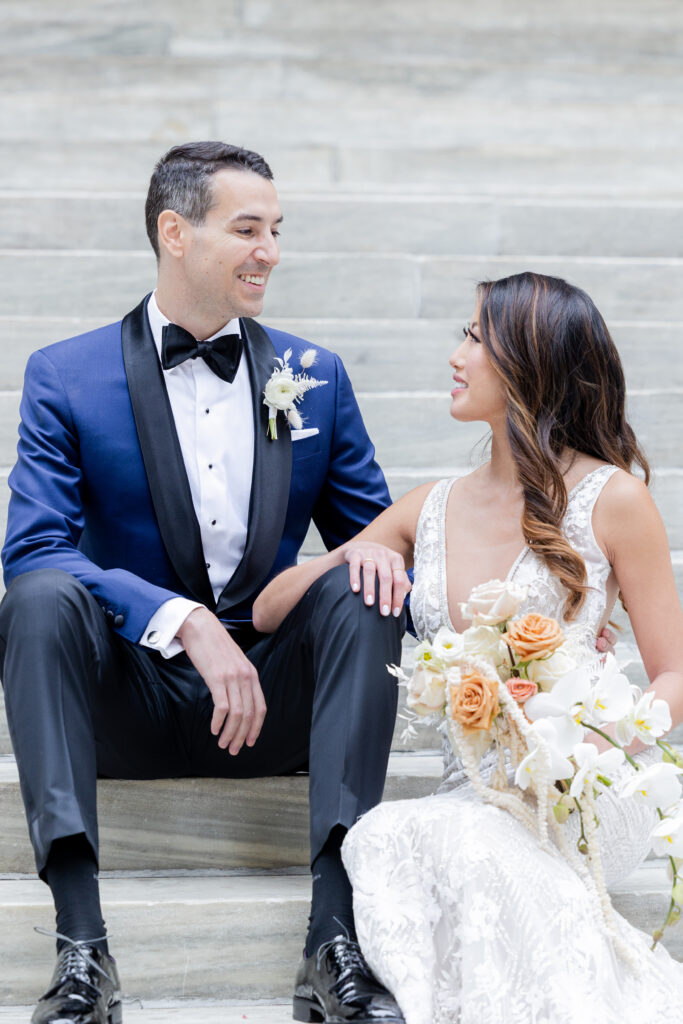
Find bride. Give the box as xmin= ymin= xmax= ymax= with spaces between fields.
xmin=254 ymin=272 xmax=683 ymax=1023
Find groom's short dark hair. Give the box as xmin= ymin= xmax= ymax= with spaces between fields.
xmin=145 ymin=141 xmax=274 ymax=258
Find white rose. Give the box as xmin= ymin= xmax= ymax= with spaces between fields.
xmin=463 ymin=625 xmax=509 ymax=668
xmin=264 ymin=371 xmax=298 ymax=411
xmin=526 ymin=648 xmax=577 ymax=692
xmin=407 ymin=663 xmax=447 ymax=716
xmin=459 ymin=579 xmax=528 ymax=627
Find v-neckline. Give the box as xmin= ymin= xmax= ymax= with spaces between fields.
xmin=440 ymin=466 xmax=610 ymax=634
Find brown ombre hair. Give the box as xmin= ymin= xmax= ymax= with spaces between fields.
xmin=476 ymin=271 xmax=650 ymax=619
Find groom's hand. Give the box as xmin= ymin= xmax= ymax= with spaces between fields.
xmin=596 ymin=626 xmax=617 ymax=657
xmin=177 ymin=607 xmax=267 ymax=755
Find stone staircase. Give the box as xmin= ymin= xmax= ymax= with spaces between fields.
xmin=1 ymin=0 xmax=683 ymax=1018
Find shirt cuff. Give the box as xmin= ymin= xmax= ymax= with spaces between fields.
xmin=140 ymin=598 xmax=204 ymax=659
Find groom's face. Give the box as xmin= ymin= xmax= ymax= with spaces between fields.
xmin=180 ymin=168 xmax=282 ymax=322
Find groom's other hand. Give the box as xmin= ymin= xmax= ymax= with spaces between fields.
xmin=177 ymin=607 xmax=267 ymax=754
xmin=596 ymin=626 xmax=617 ymax=657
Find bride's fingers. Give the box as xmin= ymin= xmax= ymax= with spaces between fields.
xmin=347 ymin=550 xmax=362 ymax=593
xmin=391 ymin=565 xmax=410 ymax=616
xmin=362 ymin=558 xmax=377 ymax=607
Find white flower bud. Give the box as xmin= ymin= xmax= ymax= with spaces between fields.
xmin=300 ymin=348 xmax=318 ymax=369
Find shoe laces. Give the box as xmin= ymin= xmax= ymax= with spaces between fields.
xmin=34 ymin=927 xmax=113 ymax=987
xmin=317 ymin=934 xmax=371 ymax=981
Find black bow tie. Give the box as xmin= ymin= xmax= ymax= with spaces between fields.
xmin=161 ymin=323 xmax=243 ymax=383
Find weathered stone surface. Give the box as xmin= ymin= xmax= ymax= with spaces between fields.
xmin=4 ymin=194 xmax=683 ymax=258
xmin=0 ymin=318 xmax=680 ymax=393
xmin=0 ymin=1005 xmax=294 ymax=1024
xmin=0 ymin=857 xmax=679 ymax=1004
xmin=0 ymin=752 xmax=442 ymax=873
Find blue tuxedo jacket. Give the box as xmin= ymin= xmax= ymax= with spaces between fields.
xmin=2 ymin=295 xmax=391 ymax=644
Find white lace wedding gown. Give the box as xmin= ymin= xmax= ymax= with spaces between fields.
xmin=342 ymin=467 xmax=683 ymax=1024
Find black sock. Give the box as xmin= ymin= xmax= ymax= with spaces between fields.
xmin=44 ymin=834 xmax=108 ymax=955
xmin=306 ymin=825 xmax=357 ymax=956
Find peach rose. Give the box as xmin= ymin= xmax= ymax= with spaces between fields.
xmin=503 ymin=613 xmax=564 ymax=661
xmin=505 ymin=677 xmax=539 ymax=705
xmin=450 ymin=670 xmax=500 ymax=732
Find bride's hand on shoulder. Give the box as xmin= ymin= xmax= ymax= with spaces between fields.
xmin=342 ymin=540 xmax=411 ymax=617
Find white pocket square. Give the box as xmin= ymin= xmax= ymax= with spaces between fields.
xmin=291 ymin=428 xmax=319 ymax=441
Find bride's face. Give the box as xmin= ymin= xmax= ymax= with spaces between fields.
xmin=449 ymin=307 xmax=507 ymax=425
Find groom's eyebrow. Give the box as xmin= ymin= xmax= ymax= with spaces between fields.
xmin=230 ymin=212 xmax=284 ymax=224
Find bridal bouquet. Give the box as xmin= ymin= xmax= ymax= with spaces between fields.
xmin=391 ymin=578 xmax=683 ymax=953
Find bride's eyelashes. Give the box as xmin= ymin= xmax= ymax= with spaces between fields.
xmin=462 ymin=323 xmax=482 ymax=344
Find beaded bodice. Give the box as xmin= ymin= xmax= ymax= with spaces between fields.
xmin=411 ymin=465 xmax=620 ymax=659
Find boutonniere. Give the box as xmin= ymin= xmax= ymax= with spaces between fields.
xmin=263 ymin=347 xmax=328 ymax=440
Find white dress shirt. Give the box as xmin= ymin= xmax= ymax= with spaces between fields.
xmin=140 ymin=292 xmax=255 ymax=657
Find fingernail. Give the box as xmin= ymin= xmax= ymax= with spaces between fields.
xmin=382 ymin=604 xmax=390 ymax=616
xmin=365 ymin=594 xmax=373 ymax=605
xmin=393 ymin=607 xmax=401 ymax=616
xmin=352 ymin=583 xmax=359 ymax=592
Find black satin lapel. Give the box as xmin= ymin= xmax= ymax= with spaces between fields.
xmin=121 ymin=295 xmax=215 ymax=608
xmin=216 ymin=317 xmax=293 ymax=615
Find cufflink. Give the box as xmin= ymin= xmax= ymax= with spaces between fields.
xmin=146 ymin=630 xmax=159 ymax=644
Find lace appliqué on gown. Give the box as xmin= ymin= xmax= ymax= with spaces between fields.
xmin=343 ymin=467 xmax=683 ymax=1024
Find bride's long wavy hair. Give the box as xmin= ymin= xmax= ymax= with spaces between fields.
xmin=475 ymin=271 xmax=650 ymax=619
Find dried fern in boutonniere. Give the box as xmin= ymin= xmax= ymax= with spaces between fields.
xmin=263 ymin=348 xmax=327 ymax=440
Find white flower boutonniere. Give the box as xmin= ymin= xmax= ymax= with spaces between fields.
xmin=263 ymin=347 xmax=328 ymax=440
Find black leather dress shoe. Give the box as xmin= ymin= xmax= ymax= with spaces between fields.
xmin=293 ymin=935 xmax=405 ymax=1023
xmin=31 ymin=942 xmax=121 ymax=1024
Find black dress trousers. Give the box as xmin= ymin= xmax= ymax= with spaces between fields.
xmin=0 ymin=564 xmax=404 ymax=876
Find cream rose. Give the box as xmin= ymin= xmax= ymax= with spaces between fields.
xmin=407 ymin=664 xmax=447 ymax=716
xmin=505 ymin=677 xmax=539 ymax=705
xmin=526 ymin=648 xmax=577 ymax=692
xmin=503 ymin=613 xmax=564 ymax=661
xmin=263 ymin=371 xmax=298 ymax=410
xmin=463 ymin=625 xmax=509 ymax=667
xmin=459 ymin=579 xmax=528 ymax=627
xmin=450 ymin=669 xmax=500 ymax=732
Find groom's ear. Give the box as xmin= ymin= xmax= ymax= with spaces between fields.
xmin=157 ymin=209 xmax=186 ymax=260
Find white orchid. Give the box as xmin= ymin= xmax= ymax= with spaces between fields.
xmin=581 ymin=653 xmax=635 ymax=725
xmin=569 ymin=743 xmax=625 ymax=799
xmin=514 ymin=719 xmax=574 ymax=791
xmin=524 ymin=667 xmax=592 ymax=752
xmin=650 ymin=809 xmax=683 ymax=859
xmin=620 ymin=762 xmax=683 ymax=810
xmin=615 ymin=689 xmax=672 ymax=747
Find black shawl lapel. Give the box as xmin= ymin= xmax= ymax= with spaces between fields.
xmin=215 ymin=317 xmax=292 ymax=616
xmin=121 ymin=295 xmax=215 ymax=608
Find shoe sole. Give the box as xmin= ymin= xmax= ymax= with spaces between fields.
xmin=292 ymin=995 xmax=405 ymax=1023
xmin=292 ymin=995 xmax=324 ymax=1022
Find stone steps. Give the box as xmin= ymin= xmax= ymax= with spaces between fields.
xmin=2 ymin=251 xmax=683 ymax=322
xmin=0 ymin=858 xmax=678 ymax=1005
xmin=4 ymin=193 xmax=683 ymax=257
xmin=1 ymin=141 xmax=681 ymax=197
xmin=0 ymin=752 xmax=442 ymax=873
xmin=0 ymin=1006 xmax=293 ymax=1024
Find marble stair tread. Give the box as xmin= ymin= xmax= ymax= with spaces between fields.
xmin=0 ymin=860 xmax=679 ymax=1004
xmin=4 ymin=193 xmax=683 ymax=258
xmin=0 ymin=873 xmax=311 ymax=1004
xmin=0 ymin=751 xmax=443 ymax=873
xmin=0 ymin=1005 xmax=293 ymax=1024
xmin=1 ymin=141 xmax=681 ymax=197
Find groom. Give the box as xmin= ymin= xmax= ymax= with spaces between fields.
xmin=0 ymin=142 xmax=407 ymax=1024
